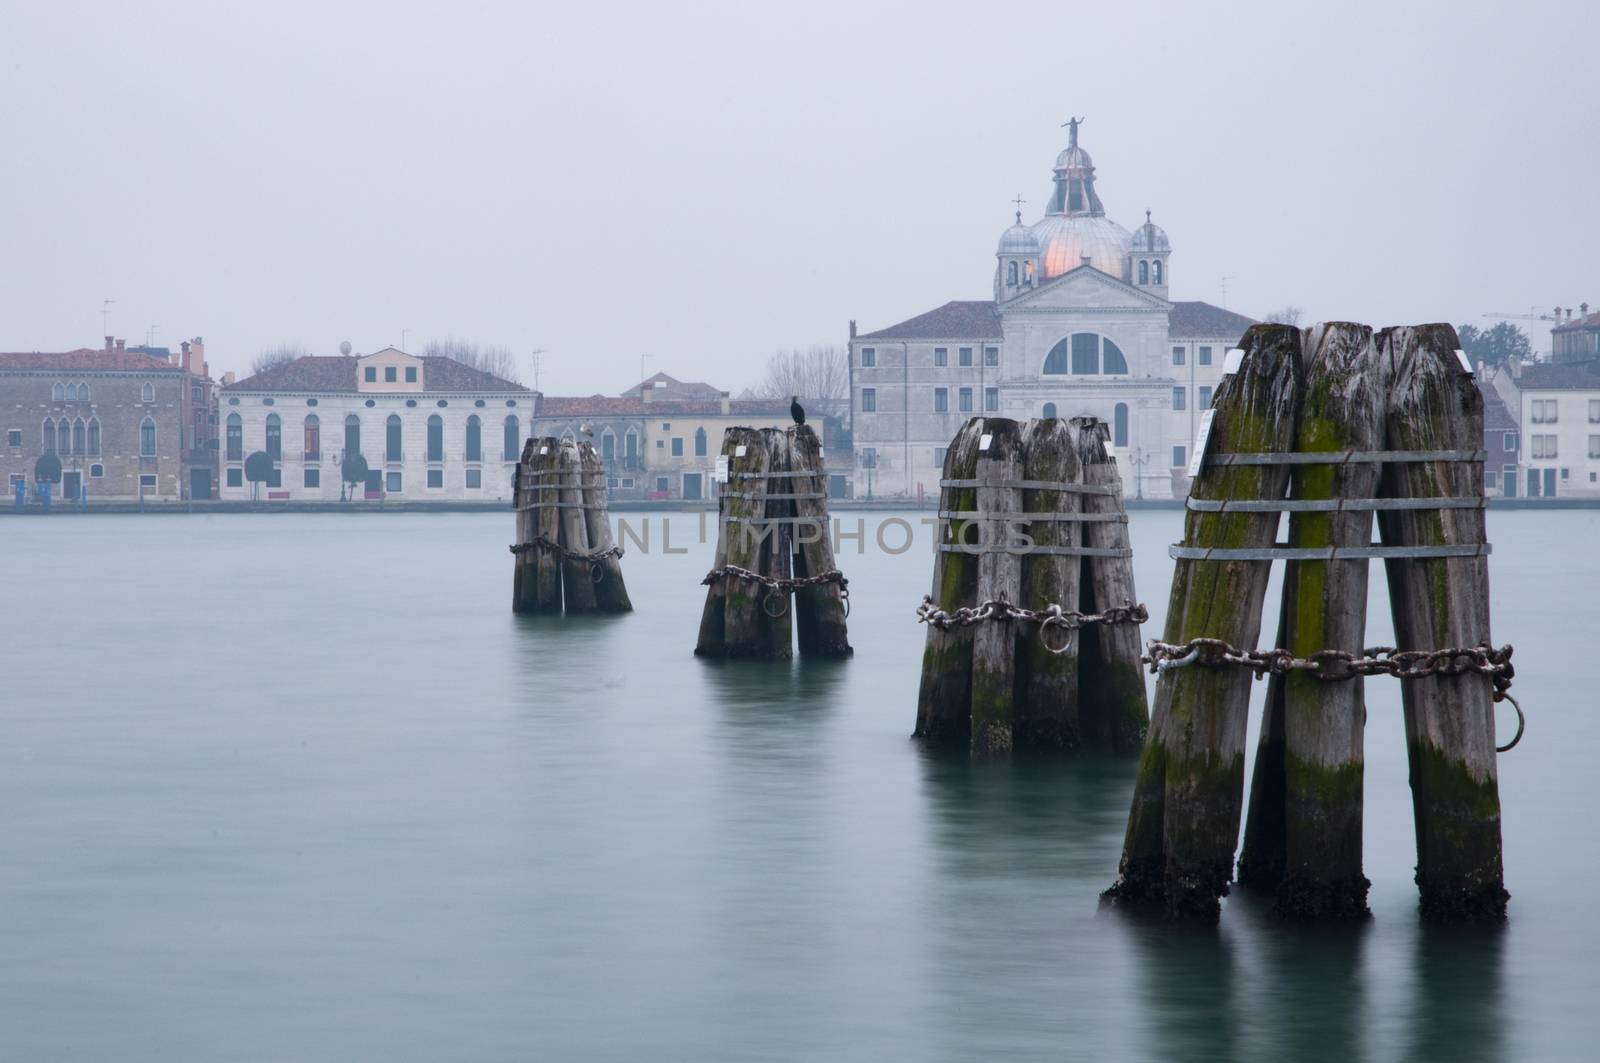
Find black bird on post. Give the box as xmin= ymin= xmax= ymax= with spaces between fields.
xmin=790 ymin=395 xmax=806 ymax=426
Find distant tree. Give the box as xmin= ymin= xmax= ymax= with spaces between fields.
xmin=1458 ymin=322 xmax=1532 ymax=368
xmin=423 ymin=337 xmax=521 ymax=383
xmin=251 ymin=343 xmax=307 ymax=376
xmin=244 ymin=451 xmax=273 ymax=502
xmin=744 ymin=345 xmax=849 ymax=417
xmin=1263 ymin=306 xmax=1304 ymax=326
xmin=341 ymin=453 xmax=369 ymax=502
xmin=34 ymin=453 xmax=61 ymax=484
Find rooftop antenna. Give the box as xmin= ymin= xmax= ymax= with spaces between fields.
xmin=102 ymin=298 xmax=114 ymax=335
xmin=400 ymin=328 xmax=409 ymax=352
xmin=529 ymin=347 xmax=547 ymax=391
xmin=146 ymin=324 xmax=159 ymax=347
xmin=1220 ymin=274 xmax=1233 ymax=307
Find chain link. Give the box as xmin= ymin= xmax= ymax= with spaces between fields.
xmin=915 ymin=594 xmax=1148 ymax=656
xmin=701 ymin=565 xmax=851 ymax=618
xmin=509 ymin=536 xmax=625 ymax=566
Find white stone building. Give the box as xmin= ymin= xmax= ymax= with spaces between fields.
xmin=219 ymin=347 xmax=530 ymax=501
xmin=1515 ymin=360 xmax=1600 ymax=498
xmin=848 ymin=121 xmax=1254 ymax=499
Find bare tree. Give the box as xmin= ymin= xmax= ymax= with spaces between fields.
xmin=1262 ymin=306 xmax=1304 ymax=326
xmin=745 ymin=345 xmax=848 ymax=416
xmin=251 ymin=342 xmax=308 ymax=376
xmin=423 ymin=337 xmax=521 ymax=383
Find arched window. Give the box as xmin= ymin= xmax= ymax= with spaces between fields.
xmin=51 ymin=382 xmax=64 ymax=401
xmin=1113 ymin=403 xmax=1129 ymax=447
xmin=1024 ymin=260 xmax=1034 ymax=285
xmin=1102 ymin=339 xmax=1128 ymax=374
xmin=600 ymin=427 xmax=616 ymax=459
xmin=344 ymin=415 xmax=360 ymax=458
xmin=58 ymin=419 xmax=71 ymax=454
xmin=1007 ymin=261 xmax=1019 ymax=285
xmin=141 ymin=383 xmax=154 ymax=403
xmin=387 ymin=414 xmax=403 ymax=462
xmin=1043 ymin=333 xmax=1128 ymax=375
xmin=304 ymin=414 xmax=320 ymax=461
xmin=694 ymin=427 xmax=708 ymax=457
xmin=427 ymin=414 xmax=444 ymax=461
xmin=88 ymin=418 xmax=100 ymax=455
xmin=503 ymin=415 xmax=519 ymax=460
xmin=1152 ymin=260 xmax=1163 ymax=285
xmin=625 ymin=428 xmax=639 ymax=460
xmin=1042 ymin=402 xmax=1058 ymax=418
xmin=140 ymin=416 xmax=156 ymax=457
xmin=1138 ymin=260 xmax=1149 ymax=285
xmin=465 ymin=415 xmax=482 ymax=461
xmin=226 ymin=413 xmax=243 ymax=460
xmin=78 ymin=383 xmax=90 ymax=401
xmin=265 ymin=413 xmax=282 ymax=460
xmin=42 ymin=418 xmax=55 ymax=452
xmin=72 ymin=418 xmax=85 ymax=455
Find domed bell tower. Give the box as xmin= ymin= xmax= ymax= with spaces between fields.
xmin=995 ymin=203 xmax=1041 ymax=303
xmin=1129 ymin=210 xmax=1171 ymax=299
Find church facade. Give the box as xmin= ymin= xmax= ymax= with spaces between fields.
xmin=847 ymin=121 xmax=1254 ymax=500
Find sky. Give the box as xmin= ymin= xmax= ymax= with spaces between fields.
xmin=1 ymin=0 xmax=1594 ymax=393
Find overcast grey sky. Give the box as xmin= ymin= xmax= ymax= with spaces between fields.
xmin=1 ymin=0 xmax=1594 ymax=392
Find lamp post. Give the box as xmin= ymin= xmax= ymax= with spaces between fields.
xmin=860 ymin=449 xmax=877 ymax=501
xmin=1127 ymin=446 xmax=1151 ymax=501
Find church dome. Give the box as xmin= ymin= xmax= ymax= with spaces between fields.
xmin=1131 ymin=211 xmax=1170 ymax=253
xmin=1054 ymin=144 xmax=1094 ymax=172
xmin=997 ymin=213 xmax=1040 ymax=255
xmin=1032 ymin=213 xmax=1132 ymax=279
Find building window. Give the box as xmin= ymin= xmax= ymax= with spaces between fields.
xmin=503 ymin=415 xmax=520 ymax=460
xmin=625 ymin=429 xmax=638 ymax=460
xmin=466 ymin=468 xmax=482 ymax=489
xmin=384 ymin=366 xmax=397 ymax=383
xmin=861 ymin=388 xmax=877 ymax=413
xmin=405 ymin=367 xmax=417 ymax=383
xmin=958 ymin=387 xmax=973 ymax=412
xmin=1589 ymin=400 xmax=1600 ymax=423
xmin=958 ymin=347 xmax=973 ymax=367
xmin=364 ymin=366 xmax=377 ymax=382
xmin=344 ymin=415 xmax=361 ymax=458
xmin=861 ymin=347 xmax=876 ymax=368
xmin=42 ymin=418 xmax=54 ymax=452
xmin=72 ymin=418 xmax=85 ymax=455
xmin=656 ymin=476 xmax=670 ymax=493
xmin=266 ymin=466 xmax=281 ymax=488
xmin=933 ymin=347 xmax=948 ymax=367
xmin=58 ymin=418 xmax=70 ymax=454
xmin=1043 ymin=333 xmax=1127 ymax=374
xmin=621 ymin=478 xmax=635 ymax=489
xmin=599 ymin=427 xmax=615 ymax=460
xmin=1172 ymin=388 xmax=1186 ymax=411
xmin=1138 ymin=260 xmax=1150 ymax=285
xmin=140 ymin=417 xmax=157 ymax=456
xmin=6 ymin=429 xmax=19 ymax=447
xmin=265 ymin=413 xmax=281 ymax=460
xmin=1042 ymin=402 xmax=1057 ymax=418
xmin=1531 ymin=399 xmax=1559 ymax=424
xmin=51 ymin=382 xmax=64 ymax=401
xmin=1173 ymin=445 xmax=1187 ymax=467
xmin=934 ymin=446 xmax=948 ymax=467
xmin=1114 ymin=402 xmax=1129 ymax=447
xmin=465 ymin=415 xmax=482 ymax=461
xmin=984 ymin=387 xmax=999 ymax=412
xmin=694 ymin=427 xmax=707 ymax=456
xmin=192 ymin=385 xmax=202 ymax=402
xmin=90 ymin=464 xmax=103 ymax=478
xmin=304 ymin=414 xmax=320 ymax=461
xmin=427 ymin=468 xmax=444 ymax=488
xmin=983 ymin=346 xmax=999 ymax=367
xmin=1153 ymin=260 xmax=1163 ymax=285
xmin=669 ymin=436 xmax=683 ymax=457
xmin=934 ymin=388 xmax=949 ymax=413
xmin=1198 ymin=346 xmax=1213 ymax=366
xmin=87 ymin=418 xmax=100 ymax=455
xmin=142 ymin=383 xmax=155 ymax=402
xmin=1199 ymin=386 xmax=1213 ymax=408
xmin=1504 ymin=431 xmax=1517 ymax=452
xmin=427 ymin=414 xmax=444 ymax=462
xmin=655 ymin=439 xmax=664 ymax=449
xmin=1173 ymin=346 xmax=1186 ymax=365
xmin=1589 ymin=435 xmax=1600 ymax=459
xmin=386 ymin=414 xmax=402 ymax=462
xmin=860 ymin=447 xmax=877 ymax=466
xmin=304 ymin=468 xmax=321 ymax=488
xmin=1532 ymin=434 xmax=1558 ymax=459
xmin=227 ymin=467 xmax=242 ymax=487
xmin=139 ymin=474 xmax=157 ymax=489
xmin=1007 ymin=261 xmax=1019 ymax=285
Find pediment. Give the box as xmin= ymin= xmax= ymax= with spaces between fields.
xmin=1003 ymin=266 xmax=1169 ymax=312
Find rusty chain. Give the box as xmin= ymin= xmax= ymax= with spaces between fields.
xmin=701 ymin=565 xmax=850 ymax=618
xmin=509 ymin=536 xmax=624 ymax=583
xmin=915 ymin=594 xmax=1148 ymax=656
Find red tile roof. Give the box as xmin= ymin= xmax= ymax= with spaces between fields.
xmin=857 ymin=301 xmax=1003 ymax=341
xmin=226 ymin=355 xmax=528 ymax=393
xmin=1553 ymin=313 xmax=1600 ymax=332
xmin=536 ymin=395 xmax=793 ymax=419
xmin=0 ymin=348 xmax=185 ymax=371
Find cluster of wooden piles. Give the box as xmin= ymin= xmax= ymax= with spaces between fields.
xmin=511 ymin=436 xmax=632 ymax=614
xmin=914 ymin=416 xmax=1149 ymax=756
xmin=1108 ymin=322 xmax=1512 ymax=924
xmin=694 ymin=424 xmax=851 ymax=659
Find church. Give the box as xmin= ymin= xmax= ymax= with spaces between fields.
xmin=847 ymin=120 xmax=1254 ymax=500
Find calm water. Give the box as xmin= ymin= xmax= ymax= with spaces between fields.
xmin=2 ymin=509 xmax=1597 ymax=1061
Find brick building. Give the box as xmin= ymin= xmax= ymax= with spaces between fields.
xmin=1 ymin=337 xmax=216 ymax=502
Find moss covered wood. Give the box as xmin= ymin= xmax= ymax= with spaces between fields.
xmin=555 ymin=440 xmax=600 ymax=613
xmin=968 ymin=419 xmax=1025 ymax=756
xmin=1012 ymin=417 xmax=1082 ymax=749
xmin=1237 ymin=322 xmax=1384 ymax=920
xmin=915 ymin=420 xmax=984 ymax=744
xmin=511 ymin=437 xmax=538 ymax=613
xmin=789 ymin=425 xmax=852 ymax=658
xmin=695 ymin=427 xmax=770 ymax=657
xmin=756 ymin=429 xmax=795 ymax=660
xmin=1071 ymin=418 xmax=1150 ymax=753
xmin=1376 ymin=324 xmax=1507 ymax=924
xmin=1108 ymin=323 xmax=1302 ymax=921
xmin=580 ymin=441 xmax=632 ymax=613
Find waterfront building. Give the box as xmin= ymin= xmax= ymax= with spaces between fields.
xmin=219 ymin=347 xmax=529 ymax=501
xmin=1551 ymin=304 xmax=1600 ymax=364
xmin=848 ymin=121 xmax=1254 ymax=499
xmin=1480 ymin=383 xmax=1520 ymax=496
xmin=1515 ymin=360 xmax=1600 ymax=498
xmin=1 ymin=336 xmax=217 ymax=501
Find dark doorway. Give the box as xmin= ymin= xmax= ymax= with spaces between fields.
xmin=682 ymin=473 xmax=703 ymax=500
xmin=62 ymin=471 xmax=82 ymax=501
xmin=190 ymin=468 xmax=211 ymax=500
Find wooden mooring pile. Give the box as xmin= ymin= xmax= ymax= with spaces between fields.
xmin=511 ymin=436 xmax=632 ymax=614
xmin=694 ymin=425 xmax=852 ymax=659
xmin=914 ymin=416 xmax=1150 ymax=756
xmin=1107 ymin=322 xmax=1517 ymax=924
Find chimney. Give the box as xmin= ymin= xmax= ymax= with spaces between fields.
xmin=641 ymin=386 xmax=653 ymax=404
xmin=222 ymin=371 xmax=236 ymax=386
xmin=116 ymin=338 xmax=126 ymax=351
xmin=105 ymin=335 xmax=115 ymax=350
xmin=181 ymin=340 xmax=192 ymax=372
xmin=1583 ymin=302 xmax=1590 ymax=319
xmin=849 ymin=319 xmax=857 ymax=340
xmin=1080 ymin=255 xmax=1092 ymax=267
xmin=720 ymin=391 xmax=731 ymax=415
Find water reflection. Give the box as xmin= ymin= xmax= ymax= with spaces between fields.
xmin=1404 ymin=926 xmax=1505 ymax=1063
xmin=1116 ymin=909 xmax=1242 ymax=1063
xmin=1240 ymin=891 xmax=1370 ymax=1063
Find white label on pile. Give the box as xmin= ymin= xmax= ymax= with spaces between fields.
xmin=1187 ymin=408 xmax=1217 ymax=478
xmin=714 ymin=455 xmax=729 ymax=483
xmin=1222 ymin=348 xmax=1245 ymax=375
xmin=735 ymin=445 xmax=747 ymax=457
xmin=539 ymin=446 xmax=548 ymax=455
xmin=978 ymin=433 xmax=993 ymax=451
xmin=1455 ymin=348 xmax=1475 ymax=374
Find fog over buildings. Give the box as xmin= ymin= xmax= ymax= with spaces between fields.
xmin=0 ymin=0 xmax=1594 ymax=393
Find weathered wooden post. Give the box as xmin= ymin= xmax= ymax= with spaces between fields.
xmin=1071 ymin=418 xmax=1150 ymax=753
xmin=1013 ymin=417 xmax=1082 ymax=748
xmin=969 ymin=420 xmax=1026 ymax=756
xmin=510 ymin=436 xmax=630 ymax=615
xmin=695 ymin=425 xmax=850 ymax=659
xmin=1377 ymin=324 xmax=1508 ymax=923
xmin=1237 ymin=323 xmax=1386 ymax=919
xmin=557 ymin=439 xmax=600 ymax=613
xmin=1107 ymin=323 xmax=1301 ymax=920
xmin=579 ymin=442 xmax=631 ymax=612
xmin=915 ymin=420 xmax=984 ymax=743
